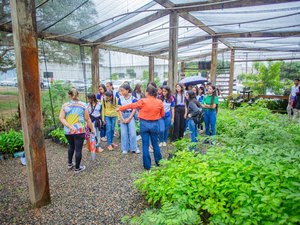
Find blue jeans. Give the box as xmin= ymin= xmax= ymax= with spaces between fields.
xmin=187 ymin=118 xmax=198 ymax=142
xmin=120 ymin=112 xmax=137 ymax=152
xmin=140 ymin=119 xmax=162 ymax=170
xmin=159 ymin=115 xmax=172 ymax=142
xmin=100 ymin=125 xmax=106 ymax=138
xmin=105 ymin=116 xmax=117 ymax=145
xmin=204 ymin=110 xmax=217 ymax=136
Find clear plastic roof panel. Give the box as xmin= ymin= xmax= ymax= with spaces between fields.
xmin=106 ymin=17 xmax=207 ymax=53
xmin=224 ymin=37 xmax=300 ymax=52
xmin=190 ymin=2 xmax=300 ymax=34
xmin=169 ymin=0 xmax=208 ymax=4
xmin=34 ymin=0 xmax=163 ymax=41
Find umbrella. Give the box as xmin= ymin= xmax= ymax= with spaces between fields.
xmin=179 ymin=75 xmax=207 ymax=86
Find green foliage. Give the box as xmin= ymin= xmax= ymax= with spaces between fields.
xmin=123 ymin=202 xmax=201 ymax=225
xmin=134 ymin=106 xmax=300 ymax=224
xmin=50 ymin=128 xmax=68 ymax=145
xmin=42 ymin=80 xmax=71 ymax=128
xmin=0 ymin=130 xmax=24 ymax=154
xmin=238 ymin=62 xmax=284 ymax=95
xmin=254 ymin=98 xmax=288 ymax=111
xmin=111 ymin=73 xmax=118 ymax=81
xmin=280 ymin=61 xmax=300 ymax=80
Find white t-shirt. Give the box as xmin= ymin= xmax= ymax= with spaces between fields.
xmin=291 ymin=85 xmax=300 ymax=97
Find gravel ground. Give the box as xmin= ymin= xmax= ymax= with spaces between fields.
xmin=0 ymin=138 xmax=170 ymax=225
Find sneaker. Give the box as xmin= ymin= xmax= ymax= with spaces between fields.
xmin=122 ymin=151 xmax=128 ymax=154
xmin=74 ymin=165 xmax=86 ymax=173
xmin=159 ymin=142 xmax=163 ymax=147
xmin=163 ymin=142 xmax=167 ymax=147
xmin=68 ymin=162 xmax=75 ymax=169
xmin=135 ymin=149 xmax=141 ymax=154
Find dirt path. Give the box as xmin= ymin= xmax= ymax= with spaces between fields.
xmin=0 ymin=139 xmax=169 ymax=224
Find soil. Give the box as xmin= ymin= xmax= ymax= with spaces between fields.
xmin=0 ymin=138 xmax=170 ymax=224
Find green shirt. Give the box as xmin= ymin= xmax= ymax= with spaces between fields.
xmin=202 ymin=95 xmax=218 ymax=111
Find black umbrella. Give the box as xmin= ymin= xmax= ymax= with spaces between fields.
xmin=179 ymin=75 xmax=207 ymax=86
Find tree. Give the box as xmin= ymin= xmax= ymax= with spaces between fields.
xmin=238 ymin=62 xmax=284 ymax=95
xmin=0 ymin=0 xmax=98 ymax=71
xmin=280 ymin=61 xmax=300 ymax=80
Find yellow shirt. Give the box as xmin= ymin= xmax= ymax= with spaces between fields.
xmin=102 ymin=98 xmax=119 ymax=120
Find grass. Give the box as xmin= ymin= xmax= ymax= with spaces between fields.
xmin=0 ymin=100 xmax=18 ymax=111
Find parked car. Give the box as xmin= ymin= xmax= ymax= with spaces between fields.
xmin=70 ymin=80 xmax=91 ymax=92
xmin=0 ymin=78 xmax=18 ymax=87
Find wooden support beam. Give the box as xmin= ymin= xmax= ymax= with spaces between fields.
xmin=234 ymin=47 xmax=300 ymax=53
xmin=94 ymin=10 xmax=169 ymax=43
xmin=235 ymin=57 xmax=300 ymax=62
xmin=218 ymin=31 xmax=300 ymax=39
xmin=182 ymin=48 xmax=229 ymax=61
xmin=210 ymin=37 xmax=218 ymax=84
xmin=149 ymin=56 xmax=155 ymax=82
xmin=168 ymin=11 xmax=179 ymax=91
xmin=181 ymin=61 xmax=185 ymax=73
xmin=91 ymin=46 xmax=100 ymax=94
xmin=175 ymin=0 xmax=300 ymax=12
xmin=96 ymin=43 xmax=168 ymax=60
xmin=10 ymin=0 xmax=50 ymax=207
xmin=229 ymin=49 xmax=235 ymax=96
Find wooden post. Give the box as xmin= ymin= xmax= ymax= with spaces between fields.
xmin=229 ymin=49 xmax=235 ymax=96
xmin=149 ymin=56 xmax=154 ymax=82
xmin=181 ymin=61 xmax=185 ymax=74
xmin=91 ymin=46 xmax=100 ymax=93
xmin=168 ymin=11 xmax=178 ymax=91
xmin=210 ymin=37 xmax=218 ymax=84
xmin=10 ymin=0 xmax=50 ymax=207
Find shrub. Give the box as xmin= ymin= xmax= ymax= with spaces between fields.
xmin=49 ymin=128 xmax=68 ymax=145
xmin=133 ymin=106 xmax=300 ymax=224
xmin=0 ymin=113 xmax=22 ymax=132
xmin=122 ymin=202 xmax=201 ymax=225
xmin=0 ymin=130 xmax=24 ymax=154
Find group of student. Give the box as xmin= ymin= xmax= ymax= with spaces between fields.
xmin=59 ymin=80 xmax=218 ymax=172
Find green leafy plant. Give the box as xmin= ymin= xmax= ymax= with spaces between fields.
xmin=122 ymin=202 xmax=201 ymax=225
xmin=49 ymin=128 xmax=68 ymax=145
xmin=0 ymin=130 xmax=24 ymax=154
xmin=133 ymin=106 xmax=300 ymax=224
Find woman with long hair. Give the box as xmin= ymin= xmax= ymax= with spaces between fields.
xmin=118 ymin=84 xmax=139 ymax=154
xmin=118 ymin=85 xmax=164 ymax=170
xmin=173 ymin=83 xmax=187 ymax=141
xmin=97 ymin=84 xmax=107 ymax=142
xmin=159 ymin=85 xmax=175 ymax=146
xmin=202 ymin=85 xmax=218 ymax=143
xmin=185 ymin=90 xmax=201 ymax=143
xmin=87 ymin=93 xmax=103 ymax=152
xmin=102 ymin=90 xmax=119 ymax=151
xmin=132 ymin=83 xmax=145 ymax=100
xmin=59 ymin=87 xmax=95 ymax=173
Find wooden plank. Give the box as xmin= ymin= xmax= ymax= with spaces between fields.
xmin=10 ymin=0 xmax=50 ymax=207
xmin=180 ymin=61 xmax=185 ymax=73
xmin=94 ymin=10 xmax=169 ymax=43
xmin=168 ymin=11 xmax=179 ymax=91
xmin=229 ymin=49 xmax=235 ymax=95
xmin=235 ymin=57 xmax=300 ymax=62
xmin=218 ymin=31 xmax=300 ymax=38
xmin=149 ymin=56 xmax=154 ymax=82
xmin=91 ymin=46 xmax=99 ymax=94
xmin=234 ymin=47 xmax=300 ymax=53
xmin=210 ymin=37 xmax=218 ymax=84
xmin=257 ymin=95 xmax=289 ymax=100
xmin=176 ymin=0 xmax=300 ymax=12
